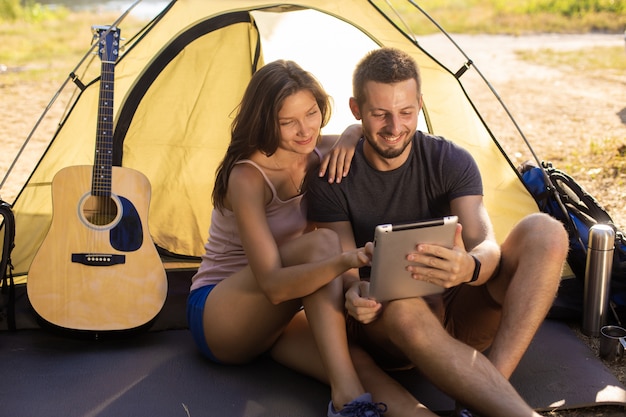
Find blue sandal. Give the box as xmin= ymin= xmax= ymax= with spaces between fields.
xmin=327 ymin=393 xmax=387 ymax=417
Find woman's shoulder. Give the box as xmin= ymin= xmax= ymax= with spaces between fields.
xmin=231 ymin=159 xmax=270 ymax=187
xmin=230 ymin=159 xmax=277 ymax=205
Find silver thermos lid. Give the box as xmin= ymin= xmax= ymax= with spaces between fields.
xmin=588 ymin=224 xmax=615 ymax=251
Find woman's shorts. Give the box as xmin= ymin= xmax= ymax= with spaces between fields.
xmin=187 ymin=285 xmax=222 ymax=363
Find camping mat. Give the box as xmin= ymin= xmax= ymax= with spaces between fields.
xmin=1 ymin=270 xmax=625 ymax=416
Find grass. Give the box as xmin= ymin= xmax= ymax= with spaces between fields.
xmin=3 ymin=0 xmax=626 ymax=33
xmin=0 ymin=0 xmax=64 ymax=21
xmin=513 ymin=44 xmax=626 ymax=180
xmin=386 ymin=0 xmax=626 ymax=34
xmin=516 ymin=45 xmax=626 ymax=73
xmin=0 ymin=8 xmax=144 ymax=85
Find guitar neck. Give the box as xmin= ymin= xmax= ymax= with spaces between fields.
xmin=92 ymin=26 xmax=120 ymax=198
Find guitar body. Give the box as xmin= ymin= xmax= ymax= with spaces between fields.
xmin=28 ymin=165 xmax=168 ymax=332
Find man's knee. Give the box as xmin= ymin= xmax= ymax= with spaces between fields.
xmin=508 ymin=213 xmax=569 ymax=257
xmin=383 ymin=298 xmax=443 ymax=342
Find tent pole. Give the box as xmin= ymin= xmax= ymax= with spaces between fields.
xmin=0 ymin=0 xmax=144 ymax=199
xmin=399 ymin=0 xmax=543 ymax=168
xmin=396 ymin=1 xmax=573 ymax=238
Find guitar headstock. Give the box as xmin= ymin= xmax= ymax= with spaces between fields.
xmin=92 ymin=25 xmax=121 ymax=64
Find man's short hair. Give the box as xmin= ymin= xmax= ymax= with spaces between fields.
xmin=352 ymin=47 xmax=421 ymax=106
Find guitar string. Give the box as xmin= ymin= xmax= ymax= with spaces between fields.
xmin=95 ymin=63 xmax=114 ymax=225
xmin=92 ymin=31 xmax=118 ymax=228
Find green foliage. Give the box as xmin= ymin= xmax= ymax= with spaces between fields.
xmin=0 ymin=0 xmax=21 ymax=20
xmin=0 ymin=0 xmax=68 ymax=22
xmin=521 ymin=0 xmax=626 ymax=16
xmin=391 ymin=0 xmax=626 ymax=34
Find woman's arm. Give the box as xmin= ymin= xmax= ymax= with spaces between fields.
xmin=316 ymin=124 xmax=362 ymax=183
xmin=228 ymin=163 xmax=369 ymax=304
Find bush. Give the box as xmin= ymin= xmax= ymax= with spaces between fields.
xmin=532 ymin=0 xmax=625 ymax=16
xmin=0 ymin=0 xmax=66 ymax=22
xmin=0 ymin=0 xmax=22 ymax=20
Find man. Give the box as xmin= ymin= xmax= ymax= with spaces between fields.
xmin=307 ymin=47 xmax=569 ymax=417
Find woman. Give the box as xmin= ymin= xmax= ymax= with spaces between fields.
xmin=187 ymin=60 xmax=386 ymax=417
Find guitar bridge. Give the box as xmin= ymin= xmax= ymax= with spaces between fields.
xmin=72 ymin=253 xmax=125 ymax=266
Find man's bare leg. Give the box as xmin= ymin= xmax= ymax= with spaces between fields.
xmin=486 ymin=213 xmax=568 ymax=378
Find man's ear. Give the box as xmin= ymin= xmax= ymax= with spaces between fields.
xmin=349 ymin=97 xmax=361 ymax=120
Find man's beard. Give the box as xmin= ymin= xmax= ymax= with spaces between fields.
xmin=364 ymin=132 xmax=412 ymax=159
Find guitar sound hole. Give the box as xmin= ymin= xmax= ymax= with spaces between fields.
xmin=82 ymin=195 xmax=119 ymax=226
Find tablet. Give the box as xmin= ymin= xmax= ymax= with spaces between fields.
xmin=368 ymin=216 xmax=458 ymax=302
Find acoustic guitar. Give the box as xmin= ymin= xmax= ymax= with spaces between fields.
xmin=27 ymin=26 xmax=167 ymax=333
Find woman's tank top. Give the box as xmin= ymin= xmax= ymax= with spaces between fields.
xmin=190 ymin=159 xmax=307 ymax=291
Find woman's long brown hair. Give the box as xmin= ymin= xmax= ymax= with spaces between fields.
xmin=212 ymin=60 xmax=331 ymax=211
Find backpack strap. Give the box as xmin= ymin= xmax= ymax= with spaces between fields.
xmin=1 ymin=199 xmax=16 ymax=331
xmin=548 ymin=167 xmax=614 ymax=225
xmin=535 ymin=162 xmax=589 ymax=256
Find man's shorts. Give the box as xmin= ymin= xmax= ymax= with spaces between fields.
xmin=187 ymin=285 xmax=222 ymax=363
xmin=442 ymin=283 xmax=503 ymax=353
xmin=347 ymin=284 xmax=502 ymax=369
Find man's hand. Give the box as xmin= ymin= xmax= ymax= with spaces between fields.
xmin=345 ymin=280 xmax=383 ymax=324
xmin=405 ymin=223 xmax=476 ymax=288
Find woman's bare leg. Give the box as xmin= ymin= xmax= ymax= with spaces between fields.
xmin=272 ymin=312 xmax=438 ymax=417
xmin=202 ymin=229 xmax=372 ymax=411
xmin=301 ymin=276 xmax=366 ymax=408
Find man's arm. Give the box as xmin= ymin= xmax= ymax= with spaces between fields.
xmin=405 ymin=195 xmax=501 ymax=288
xmin=451 ymin=194 xmax=501 ymax=285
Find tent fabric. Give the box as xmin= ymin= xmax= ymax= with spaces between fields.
xmin=7 ymin=0 xmax=539 ymax=282
xmin=115 ymin=12 xmax=262 ymax=256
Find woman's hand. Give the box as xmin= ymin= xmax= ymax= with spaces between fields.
xmin=318 ymin=124 xmax=362 ymax=183
xmin=343 ymin=241 xmax=373 ymax=269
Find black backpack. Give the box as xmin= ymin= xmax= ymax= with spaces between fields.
xmin=1 ymin=199 xmax=16 ymax=331
xmin=520 ymin=161 xmax=626 ymax=320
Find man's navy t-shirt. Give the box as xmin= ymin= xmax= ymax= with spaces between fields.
xmin=306 ymin=131 xmax=483 ymax=251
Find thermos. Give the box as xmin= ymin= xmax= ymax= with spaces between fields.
xmin=582 ymin=224 xmax=615 ymax=337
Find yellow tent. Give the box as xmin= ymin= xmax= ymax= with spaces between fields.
xmin=6 ymin=0 xmax=540 ymax=282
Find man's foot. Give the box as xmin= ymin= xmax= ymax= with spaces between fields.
xmin=327 ymin=393 xmax=387 ymax=417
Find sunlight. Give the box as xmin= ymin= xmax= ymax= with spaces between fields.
xmin=253 ymin=9 xmax=378 ymax=134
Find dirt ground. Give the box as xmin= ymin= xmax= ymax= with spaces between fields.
xmin=419 ymin=33 xmax=626 ymax=231
xmin=423 ymin=33 xmax=626 ymax=417
xmin=2 ymin=32 xmax=626 ymax=416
